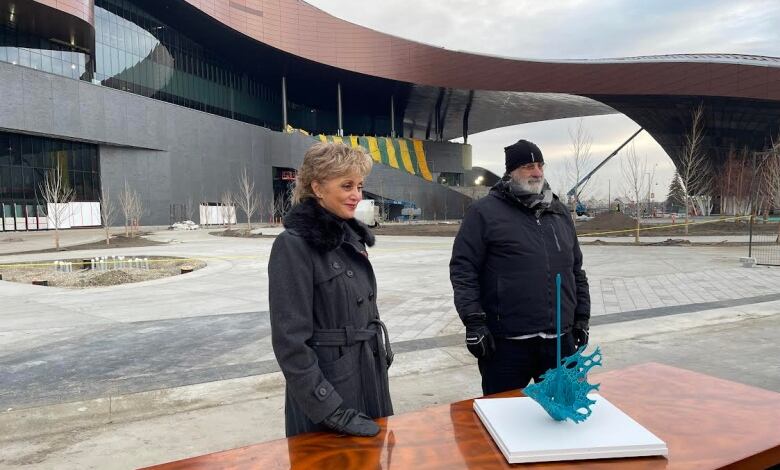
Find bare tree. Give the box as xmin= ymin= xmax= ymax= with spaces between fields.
xmin=566 ymin=119 xmax=596 ymax=213
xmin=119 ymin=180 xmax=134 ymax=237
xmin=220 ymin=190 xmax=235 ymax=228
xmin=620 ymin=143 xmax=648 ymax=243
xmin=267 ymin=194 xmax=277 ymax=225
xmin=100 ymin=185 xmax=117 ymax=245
xmin=119 ymin=181 xmax=144 ymax=237
xmin=129 ymin=190 xmax=144 ymax=237
xmin=544 ymin=162 xmax=569 ymax=200
xmin=185 ymin=195 xmax=195 ymax=222
xmin=677 ymin=105 xmax=713 ymax=235
xmin=763 ymin=138 xmax=780 ymax=242
xmin=272 ymin=187 xmax=293 ymax=223
xmin=255 ymin=193 xmax=267 ymax=227
xmin=39 ymin=164 xmax=75 ymax=249
xmin=236 ymin=167 xmax=260 ymax=231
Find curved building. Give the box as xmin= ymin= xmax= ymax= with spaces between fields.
xmin=1 ymin=0 xmax=779 ymax=228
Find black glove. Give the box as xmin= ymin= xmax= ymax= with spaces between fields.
xmin=464 ymin=312 xmax=495 ymax=359
xmin=573 ymin=327 xmax=589 ymax=348
xmin=322 ymin=408 xmax=380 ymax=437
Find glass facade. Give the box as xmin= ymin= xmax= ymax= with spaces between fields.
xmin=0 ymin=0 xmax=396 ymax=136
xmin=0 ymin=131 xmax=100 ymax=208
xmin=0 ymin=21 xmax=93 ymax=81
xmin=94 ymin=0 xmax=285 ymax=130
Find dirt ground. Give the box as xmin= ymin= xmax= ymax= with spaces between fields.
xmin=209 ymin=229 xmax=276 ymax=239
xmin=373 ymin=222 xmax=463 ymax=236
xmin=0 ymin=256 xmax=206 ymax=288
xmin=3 ymin=233 xmax=166 ymax=257
xmin=577 ymin=212 xmax=780 ymax=237
xmin=371 ymin=214 xmax=780 ymax=239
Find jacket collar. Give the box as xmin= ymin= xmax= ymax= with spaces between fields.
xmin=489 ymin=183 xmax=568 ymax=216
xmin=283 ymin=198 xmax=376 ymax=252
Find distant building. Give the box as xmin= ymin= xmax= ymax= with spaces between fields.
xmin=1 ymin=0 xmax=779 ymax=230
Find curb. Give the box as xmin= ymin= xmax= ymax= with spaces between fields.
xmin=0 ymin=347 xmax=473 ymax=443
xmin=2 ymin=307 xmax=777 ymax=443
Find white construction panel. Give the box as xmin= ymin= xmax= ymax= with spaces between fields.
xmin=199 ymin=204 xmax=236 ymax=226
xmin=46 ymin=202 xmax=101 ymax=228
xmin=473 ymin=394 xmax=667 ymax=464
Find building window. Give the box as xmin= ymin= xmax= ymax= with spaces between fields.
xmin=0 ymin=131 xmax=100 ymax=210
xmin=438 ymin=172 xmax=463 ymax=187
xmin=0 ymin=22 xmax=93 ymax=81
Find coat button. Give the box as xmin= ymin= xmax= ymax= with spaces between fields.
xmin=331 ymin=262 xmax=341 ymax=270
xmin=357 ymin=297 xmax=364 ymax=305
xmin=368 ymin=291 xmax=374 ymax=301
xmin=318 ymin=387 xmax=327 ymax=396
xmin=346 ymin=270 xmax=354 ymax=277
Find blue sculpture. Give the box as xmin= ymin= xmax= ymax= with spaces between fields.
xmin=523 ymin=273 xmax=602 ymax=423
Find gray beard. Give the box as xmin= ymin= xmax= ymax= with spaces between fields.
xmin=512 ymin=177 xmax=544 ymax=194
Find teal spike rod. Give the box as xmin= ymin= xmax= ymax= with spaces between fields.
xmin=524 ymin=272 xmax=603 ymax=423
xmin=556 ymin=273 xmax=561 ymax=366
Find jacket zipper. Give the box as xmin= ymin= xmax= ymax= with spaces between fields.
xmin=535 ymin=216 xmax=553 ymax=329
xmin=551 ymin=224 xmax=561 ymax=251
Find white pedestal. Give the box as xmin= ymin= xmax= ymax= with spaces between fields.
xmin=473 ymin=394 xmax=668 ymax=464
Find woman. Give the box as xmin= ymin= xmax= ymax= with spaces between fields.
xmin=268 ymin=142 xmax=393 ymax=437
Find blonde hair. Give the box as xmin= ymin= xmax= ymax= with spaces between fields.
xmin=292 ymin=142 xmax=373 ymax=204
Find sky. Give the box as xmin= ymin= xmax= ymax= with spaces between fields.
xmin=306 ymin=0 xmax=780 ymax=201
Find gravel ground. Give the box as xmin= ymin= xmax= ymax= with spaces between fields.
xmin=0 ymin=257 xmax=206 ymax=288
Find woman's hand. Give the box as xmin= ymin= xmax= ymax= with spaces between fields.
xmin=322 ymin=408 xmax=380 ymax=437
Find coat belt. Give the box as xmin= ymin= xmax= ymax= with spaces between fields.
xmin=309 ymin=319 xmax=394 ymax=367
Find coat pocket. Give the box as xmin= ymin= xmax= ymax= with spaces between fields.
xmin=318 ymin=346 xmax=363 ymax=411
xmin=318 ymin=345 xmax=358 ymax=383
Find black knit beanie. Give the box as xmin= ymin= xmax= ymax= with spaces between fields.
xmin=504 ymin=140 xmax=544 ymax=173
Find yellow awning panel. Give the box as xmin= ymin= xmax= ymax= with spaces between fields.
xmin=382 ymin=137 xmax=400 ymax=169
xmin=397 ymin=139 xmax=416 ymax=174
xmin=318 ymin=134 xmax=433 ymax=181
xmin=365 ymin=137 xmax=382 ymax=162
xmin=412 ymin=139 xmax=433 ymax=181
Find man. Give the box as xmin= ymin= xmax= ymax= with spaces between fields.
xmin=449 ymin=139 xmax=590 ymax=395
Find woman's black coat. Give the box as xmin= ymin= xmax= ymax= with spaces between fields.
xmin=268 ymin=199 xmax=393 ymax=437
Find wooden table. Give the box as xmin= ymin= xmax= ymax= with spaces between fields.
xmin=144 ymin=363 xmax=780 ymax=469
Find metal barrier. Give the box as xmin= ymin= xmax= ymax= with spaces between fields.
xmin=749 ymin=217 xmax=780 ymax=266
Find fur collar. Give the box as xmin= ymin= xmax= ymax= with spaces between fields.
xmin=283 ymin=198 xmax=376 ymax=252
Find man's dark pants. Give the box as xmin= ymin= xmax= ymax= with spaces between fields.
xmin=477 ymin=332 xmax=576 ymax=395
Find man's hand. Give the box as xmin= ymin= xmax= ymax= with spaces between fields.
xmin=464 ymin=312 xmax=495 ymax=359
xmin=573 ymin=326 xmax=589 ymax=348
xmin=322 ymin=408 xmax=380 ymax=437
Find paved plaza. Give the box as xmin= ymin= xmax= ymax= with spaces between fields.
xmin=1 ymin=227 xmax=779 ymax=469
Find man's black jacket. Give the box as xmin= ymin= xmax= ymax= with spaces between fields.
xmin=449 ymin=187 xmax=590 ymax=337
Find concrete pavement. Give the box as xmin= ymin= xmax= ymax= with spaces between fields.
xmin=1 ymin=226 xmax=779 ymax=469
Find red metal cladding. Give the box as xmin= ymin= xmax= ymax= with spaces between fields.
xmin=31 ymin=0 xmax=94 ymax=25
xmin=181 ymin=0 xmax=780 ymax=101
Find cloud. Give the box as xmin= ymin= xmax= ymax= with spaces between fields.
xmin=308 ymin=0 xmax=780 ymax=58
xmin=307 ymin=0 xmax=779 ymax=199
